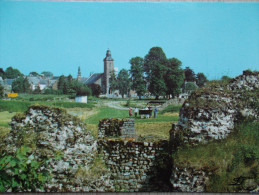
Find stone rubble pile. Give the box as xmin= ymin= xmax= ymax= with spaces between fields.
xmin=170 ymin=70 xmax=259 ymax=145
xmin=1 ymin=105 xmax=114 ymax=192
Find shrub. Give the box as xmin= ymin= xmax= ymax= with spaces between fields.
xmin=76 ymin=86 xmax=92 ymax=97
xmin=0 ymin=146 xmax=51 ymax=192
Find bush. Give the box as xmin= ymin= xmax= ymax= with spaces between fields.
xmin=76 ymin=86 xmax=92 ymax=97
xmin=0 ymin=146 xmax=51 ymax=192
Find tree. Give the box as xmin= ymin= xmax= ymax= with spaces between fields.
xmin=196 ymin=73 xmax=208 ymax=87
xmin=57 ymin=75 xmax=66 ymax=93
xmin=5 ymin=67 xmax=23 ymax=79
xmin=109 ymin=70 xmax=118 ymax=93
xmin=184 ymin=67 xmax=196 ymax=82
xmin=144 ymin=47 xmax=167 ymax=99
xmin=164 ymin=58 xmax=185 ymax=98
xmin=129 ymin=57 xmax=146 ymax=99
xmin=76 ymin=86 xmax=92 ymax=96
xmin=89 ymin=83 xmax=101 ymax=97
xmin=29 ymin=72 xmax=40 ymax=77
xmin=117 ymin=69 xmax=131 ymax=98
xmin=0 ymin=84 xmax=4 ymax=98
xmin=0 ymin=68 xmax=6 ymax=79
xmin=41 ymin=71 xmax=53 ymax=78
xmin=12 ymin=77 xmax=31 ymax=93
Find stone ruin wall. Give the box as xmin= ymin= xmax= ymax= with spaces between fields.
xmin=98 ymin=139 xmax=172 ymax=192
xmin=168 ymin=71 xmax=259 ymax=192
xmin=2 ymin=105 xmax=114 ymax=192
xmin=98 ymin=118 xmax=136 ymax=138
xmin=97 ymin=117 xmax=172 ymax=192
xmin=170 ymin=167 xmax=210 ymax=192
xmin=170 ymin=71 xmax=259 ymax=146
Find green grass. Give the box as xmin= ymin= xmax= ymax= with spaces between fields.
xmin=0 ymin=111 xmax=16 ymax=127
xmin=160 ymin=104 xmax=182 ymax=114
xmin=173 ymin=119 xmax=259 ymax=192
xmin=0 ymin=100 xmax=95 ymax=112
xmin=85 ymin=107 xmax=179 ymax=125
xmin=85 ymin=107 xmax=129 ymax=124
xmin=15 ymin=93 xmax=72 ymax=101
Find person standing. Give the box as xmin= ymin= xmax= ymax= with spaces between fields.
xmin=134 ymin=107 xmax=138 ymax=118
xmin=154 ymin=107 xmax=158 ymax=118
xmin=129 ymin=107 xmax=132 ymax=117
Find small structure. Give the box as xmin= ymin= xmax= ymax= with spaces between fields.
xmin=75 ymin=96 xmax=87 ymax=103
xmin=139 ymin=109 xmax=152 ymax=119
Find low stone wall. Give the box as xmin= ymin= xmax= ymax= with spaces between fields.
xmin=98 ymin=118 xmax=135 ymax=138
xmin=98 ymin=139 xmax=172 ymax=192
xmin=171 ymin=167 xmax=210 ymax=192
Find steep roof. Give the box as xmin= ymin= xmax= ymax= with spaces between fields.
xmin=84 ymin=73 xmax=103 ymax=85
xmin=27 ymin=76 xmax=40 ymax=85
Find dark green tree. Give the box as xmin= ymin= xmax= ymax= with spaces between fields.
xmin=164 ymin=58 xmax=185 ymax=98
xmin=109 ymin=70 xmax=118 ymax=93
xmin=129 ymin=57 xmax=146 ymax=99
xmin=41 ymin=71 xmax=53 ymax=78
xmin=89 ymin=83 xmax=101 ymax=97
xmin=12 ymin=77 xmax=31 ymax=93
xmin=5 ymin=67 xmax=23 ymax=79
xmin=0 ymin=68 xmax=6 ymax=79
xmin=196 ymin=73 xmax=208 ymax=87
xmin=76 ymin=86 xmax=92 ymax=96
xmin=29 ymin=72 xmax=40 ymax=77
xmin=144 ymin=47 xmax=167 ymax=99
xmin=184 ymin=67 xmax=196 ymax=82
xmin=0 ymin=84 xmax=4 ymax=98
xmin=57 ymin=75 xmax=66 ymax=92
xmin=117 ymin=69 xmax=131 ymax=98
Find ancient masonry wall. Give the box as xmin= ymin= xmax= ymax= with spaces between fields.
xmin=98 ymin=139 xmax=172 ymax=192
xmin=98 ymin=118 xmax=135 ymax=138
xmin=170 ymin=167 xmax=210 ymax=192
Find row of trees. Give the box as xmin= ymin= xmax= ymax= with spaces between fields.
xmin=0 ymin=67 xmax=54 ymax=80
xmin=109 ymin=47 xmax=208 ymax=99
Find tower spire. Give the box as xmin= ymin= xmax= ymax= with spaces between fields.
xmin=77 ymin=66 xmax=81 ymax=81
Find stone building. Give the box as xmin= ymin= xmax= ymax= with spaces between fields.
xmin=81 ymin=49 xmax=115 ymax=95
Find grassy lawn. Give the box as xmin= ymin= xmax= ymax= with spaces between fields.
xmin=0 ymin=111 xmax=16 ymax=127
xmin=174 ymin=119 xmax=259 ymax=192
xmin=0 ymin=99 xmax=95 ymax=112
xmin=85 ymin=106 xmax=179 ymax=139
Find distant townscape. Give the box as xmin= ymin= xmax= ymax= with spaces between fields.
xmin=0 ymin=47 xmax=212 ymax=100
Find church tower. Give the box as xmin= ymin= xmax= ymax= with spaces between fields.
xmin=77 ymin=66 xmax=81 ymax=81
xmin=103 ymin=49 xmax=114 ymax=94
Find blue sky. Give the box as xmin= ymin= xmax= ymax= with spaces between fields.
xmin=0 ymin=1 xmax=258 ymax=80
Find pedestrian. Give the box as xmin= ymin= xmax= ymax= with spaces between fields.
xmin=134 ymin=107 xmax=138 ymax=118
xmin=154 ymin=107 xmax=158 ymax=118
xmin=129 ymin=107 xmax=132 ymax=117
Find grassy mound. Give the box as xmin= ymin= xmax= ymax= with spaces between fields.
xmin=173 ymin=118 xmax=259 ymax=192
